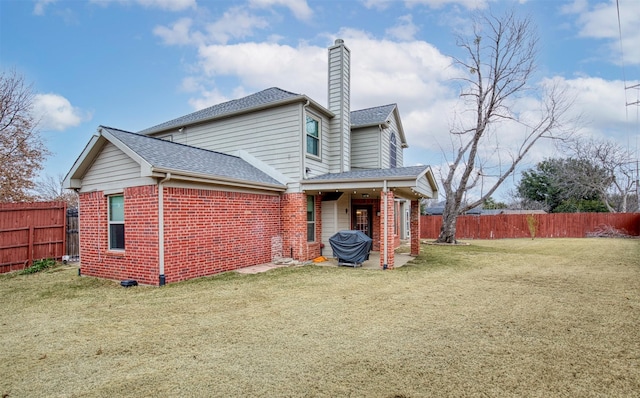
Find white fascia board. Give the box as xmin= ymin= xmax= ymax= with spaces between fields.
xmin=63 ymin=134 xmax=102 ymax=189
xmin=151 ymin=168 xmax=286 ymax=192
xmin=392 ymin=107 xmax=409 ymax=149
xmin=302 ymin=177 xmax=418 ymax=192
xmin=421 ymin=166 xmax=439 ymax=194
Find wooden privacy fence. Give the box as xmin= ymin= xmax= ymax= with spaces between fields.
xmin=420 ymin=213 xmax=640 ymax=240
xmin=0 ymin=201 xmax=67 ymax=273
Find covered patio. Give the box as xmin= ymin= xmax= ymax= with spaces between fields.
xmin=303 ymin=165 xmax=438 ymax=269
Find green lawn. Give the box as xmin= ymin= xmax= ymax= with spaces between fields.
xmin=1 ymin=238 xmax=639 ymax=397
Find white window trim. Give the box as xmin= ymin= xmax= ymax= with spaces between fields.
xmin=307 ymin=195 xmax=316 ymax=242
xmin=108 ymin=195 xmax=125 ymax=251
xmin=305 ymin=113 xmax=321 ymax=160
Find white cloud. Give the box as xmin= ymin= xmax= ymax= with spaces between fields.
xmin=154 ymin=17 xmax=196 ymax=46
xmin=136 ymin=0 xmax=196 ymax=11
xmin=362 ymin=0 xmax=490 ymax=10
xmin=89 ymin=0 xmax=196 ymax=11
xmin=565 ymin=0 xmax=640 ymax=65
xmin=195 ymin=41 xmax=325 ymax=97
xmin=205 ymin=7 xmax=270 ymax=44
xmin=249 ymin=0 xmax=313 ymax=20
xmin=32 ymin=94 xmax=91 ymax=131
xmin=386 ymin=14 xmax=420 ymax=41
xmin=33 ymin=0 xmax=57 ymax=15
xmin=404 ymin=0 xmax=491 ymax=10
xmin=550 ymin=76 xmax=640 ymax=142
xmin=154 ymin=7 xmax=270 ymax=46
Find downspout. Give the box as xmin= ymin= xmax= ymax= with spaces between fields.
xmin=302 ymin=100 xmax=310 ymax=180
xmin=158 ymin=172 xmax=171 ymax=286
xmin=383 ymin=179 xmax=388 ymax=270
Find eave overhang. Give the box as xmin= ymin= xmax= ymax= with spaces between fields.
xmin=301 ymin=166 xmax=439 ymax=200
xmin=149 ymin=168 xmax=286 ymax=192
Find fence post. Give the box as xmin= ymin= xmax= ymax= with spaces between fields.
xmin=28 ymin=225 xmax=34 ymax=267
xmin=62 ymin=202 xmax=67 ymax=260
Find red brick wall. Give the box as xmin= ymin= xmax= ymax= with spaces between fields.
xmin=309 ymin=194 xmax=322 ymax=259
xmin=379 ymin=191 xmax=395 ymax=269
xmin=78 ymin=186 xmax=159 ymax=285
xmin=280 ymin=193 xmax=321 ymax=261
xmin=162 ymin=187 xmax=281 ymax=283
xmin=410 ymin=199 xmax=420 ymax=256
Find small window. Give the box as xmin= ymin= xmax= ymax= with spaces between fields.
xmin=108 ymin=195 xmax=125 ymax=250
xmin=307 ymin=196 xmax=315 ymax=242
xmin=390 ymin=133 xmax=397 ymax=168
xmin=306 ymin=115 xmax=319 ymax=157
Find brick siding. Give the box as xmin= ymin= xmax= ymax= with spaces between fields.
xmin=162 ymin=187 xmax=281 ymax=284
xmin=379 ymin=191 xmax=395 ymax=269
xmin=78 ymin=186 xmax=159 ymax=285
xmin=280 ymin=193 xmax=321 ymax=261
xmin=410 ymin=199 xmax=420 ymax=256
xmin=79 ymin=186 xmax=283 ymax=285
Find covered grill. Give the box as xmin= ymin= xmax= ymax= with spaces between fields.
xmin=328 ymin=230 xmax=373 ymax=267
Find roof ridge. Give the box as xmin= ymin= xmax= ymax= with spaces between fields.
xmin=351 ymin=103 xmax=397 ymax=113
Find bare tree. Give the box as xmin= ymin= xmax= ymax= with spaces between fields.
xmin=436 ymin=10 xmax=575 ymax=243
xmin=34 ymin=173 xmax=78 ymax=208
xmin=0 ymin=69 xmax=49 ymax=202
xmin=568 ymin=138 xmax=638 ymax=212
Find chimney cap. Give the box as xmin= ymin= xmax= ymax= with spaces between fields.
xmin=334 ymin=39 xmax=344 ymax=45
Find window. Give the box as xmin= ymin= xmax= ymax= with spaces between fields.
xmin=108 ymin=195 xmax=125 ymax=250
xmin=307 ymin=196 xmax=315 ymax=242
xmin=390 ymin=132 xmax=397 ymax=168
xmin=306 ymin=115 xmax=319 ymax=157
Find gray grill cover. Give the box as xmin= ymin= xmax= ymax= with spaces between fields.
xmin=329 ymin=230 xmax=373 ymax=264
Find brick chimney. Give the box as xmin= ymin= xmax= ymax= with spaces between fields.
xmin=328 ymin=39 xmax=351 ymax=173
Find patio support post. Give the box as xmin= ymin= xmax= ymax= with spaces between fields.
xmin=380 ymin=182 xmax=395 ymax=269
xmin=410 ymin=199 xmax=420 ymax=256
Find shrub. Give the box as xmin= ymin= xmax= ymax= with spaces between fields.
xmin=20 ymin=258 xmax=57 ymax=275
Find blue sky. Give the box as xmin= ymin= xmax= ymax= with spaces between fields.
xmin=1 ymin=0 xmax=639 ymax=201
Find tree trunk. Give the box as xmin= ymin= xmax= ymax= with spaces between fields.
xmin=437 ymin=200 xmax=459 ymax=244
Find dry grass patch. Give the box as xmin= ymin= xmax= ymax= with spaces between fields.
xmin=1 ymin=238 xmax=639 ymax=397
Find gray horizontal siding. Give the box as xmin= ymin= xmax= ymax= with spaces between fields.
xmin=417 ymin=175 xmax=435 ymax=198
xmin=160 ymin=104 xmax=302 ymax=180
xmin=351 ymin=127 xmax=381 ymax=169
xmin=82 ymin=142 xmax=141 ymax=186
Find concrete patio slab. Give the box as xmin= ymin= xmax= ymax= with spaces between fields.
xmin=235 ymin=251 xmax=414 ymax=274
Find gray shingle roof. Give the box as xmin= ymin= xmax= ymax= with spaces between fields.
xmin=138 ymin=87 xmax=302 ymax=135
xmin=350 ymin=104 xmax=396 ymax=127
xmin=306 ymin=165 xmax=428 ymax=181
xmin=102 ymin=126 xmax=284 ymax=188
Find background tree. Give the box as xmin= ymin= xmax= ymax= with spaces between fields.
xmin=568 ymin=138 xmax=638 ymax=212
xmin=516 ymin=158 xmax=609 ymax=213
xmin=482 ymin=196 xmax=508 ymax=210
xmin=0 ymin=69 xmax=49 ymax=202
xmin=34 ymin=173 xmax=78 ymax=208
xmin=436 ymin=9 xmax=575 ymax=243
